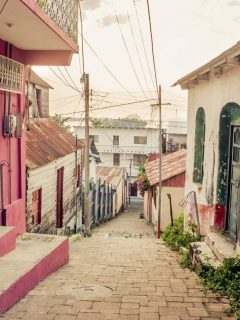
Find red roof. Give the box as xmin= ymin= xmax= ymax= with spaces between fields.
xmin=145 ymin=149 xmax=186 ymax=186
xmin=26 ymin=118 xmax=84 ymax=169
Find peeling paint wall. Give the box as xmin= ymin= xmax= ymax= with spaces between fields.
xmin=186 ymin=67 xmax=240 ymax=234
xmin=26 ymin=151 xmax=81 ymax=234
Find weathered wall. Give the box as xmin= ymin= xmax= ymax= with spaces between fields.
xmin=144 ymin=187 xmax=184 ymax=231
xmin=26 ymin=151 xmax=81 ymax=234
xmin=27 ymin=83 xmax=49 ymax=119
xmin=186 ymin=67 xmax=240 ymax=234
xmin=0 ymin=40 xmax=26 ymax=234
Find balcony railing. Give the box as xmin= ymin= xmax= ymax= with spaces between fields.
xmin=35 ymin=0 xmax=78 ymax=43
xmin=0 ymin=56 xmax=24 ymax=93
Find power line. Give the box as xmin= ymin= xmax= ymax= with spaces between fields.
xmin=49 ymin=67 xmax=81 ymax=93
xmin=112 ymin=1 xmax=148 ymax=99
xmin=82 ymin=35 xmax=136 ymax=99
xmin=146 ymin=0 xmax=158 ymax=95
xmin=133 ymin=0 xmax=156 ymax=94
xmin=127 ymin=11 xmax=152 ymax=98
xmin=63 ymin=66 xmax=80 ymax=93
xmin=58 ymin=98 xmax=155 ymax=116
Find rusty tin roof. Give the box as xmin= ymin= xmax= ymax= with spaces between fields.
xmin=97 ymin=166 xmax=126 ymax=187
xmin=145 ymin=149 xmax=186 ymax=186
xmin=26 ymin=118 xmax=83 ymax=169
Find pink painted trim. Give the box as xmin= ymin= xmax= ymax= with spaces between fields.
xmin=19 ymin=0 xmax=79 ymax=53
xmin=24 ymin=50 xmax=73 ymax=66
xmin=0 ymin=239 xmax=69 ymax=314
xmin=0 ymin=228 xmax=16 ymax=258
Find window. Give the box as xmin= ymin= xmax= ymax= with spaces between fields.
xmin=134 ymin=136 xmax=147 ymax=144
xmin=31 ymin=189 xmax=42 ymax=226
xmin=113 ymin=153 xmax=120 ymax=166
xmin=76 ymin=164 xmax=81 ymax=187
xmin=113 ymin=135 xmax=119 ymax=145
xmin=36 ymin=88 xmax=42 ymax=117
xmin=193 ymin=107 xmax=206 ymax=183
xmin=89 ymin=135 xmax=99 ymax=143
xmin=133 ymin=154 xmax=147 ymax=166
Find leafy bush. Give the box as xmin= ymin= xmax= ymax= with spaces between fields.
xmin=135 ymin=165 xmax=150 ymax=196
xmin=199 ymin=258 xmax=240 ymax=318
xmin=162 ymin=214 xmax=201 ymax=251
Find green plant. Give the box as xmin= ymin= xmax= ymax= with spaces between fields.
xmin=51 ymin=114 xmax=71 ymax=132
xmin=135 ymin=165 xmax=150 ymax=196
xmin=199 ymin=258 xmax=240 ymax=318
xmin=162 ymin=214 xmax=201 ymax=251
xmin=180 ymin=251 xmax=193 ymax=270
xmin=38 ymin=0 xmax=47 ymax=10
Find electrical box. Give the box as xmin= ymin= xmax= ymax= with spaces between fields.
xmin=3 ymin=114 xmax=22 ymax=137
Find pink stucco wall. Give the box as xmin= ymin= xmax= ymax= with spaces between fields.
xmin=0 ymin=40 xmax=26 ymax=234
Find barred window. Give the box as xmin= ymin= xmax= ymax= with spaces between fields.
xmin=0 ymin=55 xmax=23 ymax=93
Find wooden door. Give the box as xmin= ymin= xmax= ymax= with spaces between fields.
xmin=56 ymin=167 xmax=64 ymax=228
xmin=32 ymin=189 xmax=42 ymax=225
xmin=227 ymin=126 xmax=240 ymax=240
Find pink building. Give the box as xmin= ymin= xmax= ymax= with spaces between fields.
xmin=0 ymin=0 xmax=79 ymax=234
xmin=0 ymin=1 xmax=79 ymax=313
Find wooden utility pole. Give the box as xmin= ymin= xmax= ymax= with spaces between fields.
xmin=151 ymin=94 xmax=170 ymax=239
xmin=157 ymin=85 xmax=162 ymax=239
xmin=83 ymin=73 xmax=91 ymax=236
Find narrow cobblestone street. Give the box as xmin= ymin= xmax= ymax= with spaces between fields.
xmin=3 ymin=199 xmax=234 ymax=320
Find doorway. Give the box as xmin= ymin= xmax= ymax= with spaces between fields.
xmin=226 ymin=126 xmax=240 ymax=241
xmin=56 ymin=167 xmax=64 ymax=228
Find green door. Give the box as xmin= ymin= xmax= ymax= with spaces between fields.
xmin=227 ymin=126 xmax=240 ymax=240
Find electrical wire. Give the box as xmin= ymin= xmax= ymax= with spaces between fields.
xmin=133 ymin=0 xmax=156 ymax=93
xmin=49 ymin=67 xmax=81 ymax=93
xmin=81 ymin=35 xmax=136 ymax=99
xmin=146 ymin=0 xmax=158 ymax=95
xmin=127 ymin=11 xmax=152 ymax=99
xmin=63 ymin=66 xmax=81 ymax=93
xmin=112 ymin=1 xmax=148 ymax=99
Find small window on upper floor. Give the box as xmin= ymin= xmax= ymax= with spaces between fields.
xmin=113 ymin=135 xmax=119 ymax=146
xmin=193 ymin=107 xmax=206 ymax=183
xmin=134 ymin=136 xmax=147 ymax=144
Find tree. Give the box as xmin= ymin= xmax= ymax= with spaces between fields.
xmin=51 ymin=114 xmax=71 ymax=132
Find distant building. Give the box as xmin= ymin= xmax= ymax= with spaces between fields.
xmin=166 ymin=120 xmax=187 ymax=151
xmin=74 ymin=117 xmax=159 ymax=196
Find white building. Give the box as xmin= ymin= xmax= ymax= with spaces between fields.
xmin=166 ymin=120 xmax=187 ymax=152
xmin=74 ymin=118 xmax=159 ymax=195
xmin=174 ymin=41 xmax=240 ymax=256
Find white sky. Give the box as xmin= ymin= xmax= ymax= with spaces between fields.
xmin=34 ymin=0 xmax=240 ymax=122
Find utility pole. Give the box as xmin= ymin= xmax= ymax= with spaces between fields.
xmin=83 ymin=73 xmax=91 ymax=236
xmin=157 ymin=85 xmax=162 ymax=239
xmin=150 ymin=97 xmax=170 ymax=238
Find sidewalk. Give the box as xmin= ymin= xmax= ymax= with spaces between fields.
xmin=3 ymin=199 xmax=234 ymax=320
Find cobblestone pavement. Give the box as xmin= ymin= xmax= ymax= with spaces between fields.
xmin=3 ymin=199 xmax=235 ymax=320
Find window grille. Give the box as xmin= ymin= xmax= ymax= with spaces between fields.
xmin=0 ymin=55 xmax=24 ymax=94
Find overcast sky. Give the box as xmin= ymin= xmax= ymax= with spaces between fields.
xmin=35 ymin=0 xmax=240 ymax=121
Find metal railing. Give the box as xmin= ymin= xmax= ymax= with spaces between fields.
xmin=35 ymin=0 xmax=78 ymax=43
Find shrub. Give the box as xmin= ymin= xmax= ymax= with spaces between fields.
xmin=162 ymin=214 xmax=201 ymax=251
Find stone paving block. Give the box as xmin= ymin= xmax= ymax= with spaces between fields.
xmin=140 ymin=312 xmax=159 ymax=320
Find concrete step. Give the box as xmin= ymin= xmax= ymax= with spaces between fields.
xmin=0 ymin=226 xmax=16 ymax=257
xmin=205 ymin=232 xmax=236 ymax=263
xmin=190 ymin=241 xmax=221 ymax=269
xmin=0 ymin=233 xmax=69 ymax=314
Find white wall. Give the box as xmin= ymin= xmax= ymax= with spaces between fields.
xmin=186 ymin=67 xmax=240 ymax=207
xmin=76 ymin=126 xmax=159 ymax=177
xmin=26 ymin=150 xmax=82 ymax=234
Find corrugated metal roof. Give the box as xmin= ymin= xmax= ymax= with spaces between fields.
xmin=26 ymin=118 xmax=83 ymax=169
xmin=145 ymin=149 xmax=186 ymax=186
xmin=27 ymin=70 xmax=53 ymax=89
xmin=96 ymin=166 xmax=126 ymax=187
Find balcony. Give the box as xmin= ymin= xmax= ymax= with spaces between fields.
xmin=34 ymin=0 xmax=78 ymax=44
xmin=0 ymin=0 xmax=79 ymax=65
